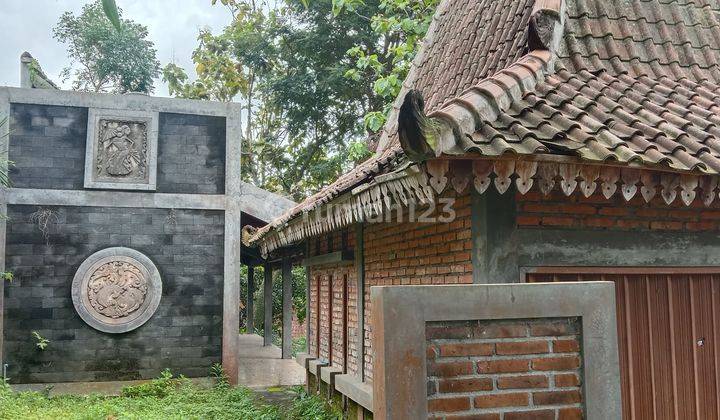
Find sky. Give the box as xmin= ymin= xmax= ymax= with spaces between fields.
xmin=0 ymin=0 xmax=232 ymax=97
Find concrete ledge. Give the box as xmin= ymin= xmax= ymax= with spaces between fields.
xmin=2 ymin=86 xmax=241 ymax=116
xmin=320 ymin=366 xmax=343 ymax=398
xmin=296 ymin=353 xmax=314 ymax=369
xmin=308 ymin=359 xmax=328 ymax=378
xmin=302 ymin=250 xmax=354 ymax=267
xmin=237 ymin=358 xmax=305 ymax=388
xmin=5 ymin=188 xmax=226 ymax=210
xmin=335 ymin=374 xmax=373 ymax=412
xmin=320 ymin=366 xmax=342 ymax=384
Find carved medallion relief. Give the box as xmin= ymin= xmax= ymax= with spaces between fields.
xmin=84 ymin=109 xmax=158 ymax=190
xmin=72 ymin=247 xmax=162 ymax=333
xmin=96 ymin=119 xmax=148 ymax=182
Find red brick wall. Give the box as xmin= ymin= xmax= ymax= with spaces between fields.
xmin=517 ymin=190 xmax=720 ymax=231
xmin=426 ymin=318 xmax=584 ymax=419
xmin=305 ymin=191 xmax=473 ymax=382
xmin=307 ymin=226 xmax=359 ymax=374
xmin=363 ymin=190 xmax=473 ymax=381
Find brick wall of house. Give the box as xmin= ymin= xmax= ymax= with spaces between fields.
xmin=305 ymin=190 xmax=473 ymax=382
xmin=307 ymin=227 xmax=359 ymax=374
xmin=363 ymin=190 xmax=473 ymax=381
xmin=426 ymin=318 xmax=584 ymax=420
xmin=517 ymin=189 xmax=720 ymax=231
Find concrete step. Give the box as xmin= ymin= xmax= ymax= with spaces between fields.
xmin=237 ymin=358 xmax=305 ymax=388
xmin=238 ymin=334 xmax=282 ymax=359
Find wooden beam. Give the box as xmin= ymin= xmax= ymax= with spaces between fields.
xmin=355 ymin=223 xmax=365 ymax=380
xmin=263 ymin=264 xmax=273 ymax=346
xmin=302 ymin=250 xmax=354 ymax=267
xmin=305 ymin=242 xmax=311 ymax=348
xmin=281 ymin=258 xmax=293 ymax=359
xmin=246 ymin=265 xmax=255 ymax=333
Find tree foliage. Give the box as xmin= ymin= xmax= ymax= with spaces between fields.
xmin=336 ymin=0 xmax=439 ymax=132
xmin=162 ymin=0 xmax=437 ymax=199
xmin=53 ymin=0 xmax=160 ymax=93
xmin=163 ymin=0 xmax=380 ymax=200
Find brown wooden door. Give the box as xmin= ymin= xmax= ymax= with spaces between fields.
xmin=527 ymin=268 xmax=720 ymax=420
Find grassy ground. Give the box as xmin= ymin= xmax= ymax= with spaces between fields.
xmin=0 ymin=371 xmax=341 ymax=420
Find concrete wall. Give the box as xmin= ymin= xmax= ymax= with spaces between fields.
xmin=1 ymin=94 xmax=236 ymax=383
xmin=9 ymin=104 xmax=227 ymax=194
xmin=371 ymin=282 xmax=620 ymax=419
xmin=4 ymin=205 xmax=224 ymax=383
xmin=157 ymin=113 xmax=226 ymax=194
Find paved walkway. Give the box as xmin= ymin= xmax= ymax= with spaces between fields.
xmin=237 ymin=334 xmax=305 ymax=388
xmin=11 ymin=377 xmax=214 ymax=397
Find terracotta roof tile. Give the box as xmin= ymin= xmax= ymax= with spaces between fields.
xmin=251 ymin=0 xmax=720 ymax=249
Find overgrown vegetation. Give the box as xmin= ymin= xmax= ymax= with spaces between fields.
xmin=31 ymin=331 xmax=50 ymax=351
xmin=286 ymin=387 xmax=343 ymax=419
xmin=0 ymin=370 xmax=339 ymax=420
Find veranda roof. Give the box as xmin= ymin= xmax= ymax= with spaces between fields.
xmin=249 ymin=0 xmax=720 ymax=255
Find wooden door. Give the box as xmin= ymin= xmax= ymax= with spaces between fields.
xmin=527 ymin=268 xmax=720 ymax=420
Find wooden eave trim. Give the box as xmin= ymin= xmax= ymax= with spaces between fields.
xmin=302 ymin=250 xmax=354 ymax=267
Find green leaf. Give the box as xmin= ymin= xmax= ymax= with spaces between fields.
xmin=101 ymin=0 xmax=122 ymax=31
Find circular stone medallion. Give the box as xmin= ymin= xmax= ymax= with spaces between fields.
xmin=72 ymin=247 xmax=162 ymax=333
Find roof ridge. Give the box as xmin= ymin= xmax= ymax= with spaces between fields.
xmin=421 ymin=0 xmax=566 ymax=157
xmin=429 ymin=51 xmax=553 ymax=156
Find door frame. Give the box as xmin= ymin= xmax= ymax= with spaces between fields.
xmin=520 ymin=266 xmax=720 ymax=282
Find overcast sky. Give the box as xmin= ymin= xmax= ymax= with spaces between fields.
xmin=1 ymin=0 xmax=232 ymax=97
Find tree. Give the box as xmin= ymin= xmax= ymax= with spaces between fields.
xmin=53 ymin=1 xmax=161 ymax=93
xmin=335 ymin=0 xmax=439 ymax=132
xmin=163 ymin=0 xmax=381 ymax=200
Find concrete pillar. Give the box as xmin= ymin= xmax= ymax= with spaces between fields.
xmin=305 ymin=242 xmax=311 ymax=346
xmin=263 ymin=264 xmax=273 ymax=346
xmin=281 ymin=258 xmax=293 ymax=359
xmin=20 ymin=52 xmax=32 ymax=88
xmin=355 ymin=223 xmax=365 ymax=380
xmin=246 ymin=265 xmax=255 ymax=333
xmin=471 ymin=188 xmax=518 ymax=284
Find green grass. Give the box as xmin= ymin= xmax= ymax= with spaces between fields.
xmin=0 ymin=372 xmax=339 ymax=420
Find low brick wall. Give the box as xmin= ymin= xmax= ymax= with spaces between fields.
xmin=426 ymin=318 xmax=583 ymax=419
xmin=371 ymin=282 xmax=620 ymax=419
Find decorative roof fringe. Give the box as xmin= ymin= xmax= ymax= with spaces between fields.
xmin=255 ymin=157 xmax=720 ymax=256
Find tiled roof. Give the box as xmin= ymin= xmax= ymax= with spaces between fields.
xmin=249 ymin=0 xmax=535 ymax=242
xmin=250 ymin=0 xmax=720 ymax=248
xmin=432 ymin=0 xmax=720 ymax=174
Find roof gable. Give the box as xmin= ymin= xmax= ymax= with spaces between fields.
xmin=250 ymin=0 xmax=720 ymax=254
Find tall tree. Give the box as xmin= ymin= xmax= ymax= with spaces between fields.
xmin=163 ymin=0 xmax=380 ymax=200
xmin=336 ymin=0 xmax=439 ymax=132
xmin=53 ymin=0 xmax=160 ymax=93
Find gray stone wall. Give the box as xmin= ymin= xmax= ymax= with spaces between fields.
xmin=9 ymin=104 xmax=88 ymax=190
xmin=8 ymin=104 xmax=226 ymax=194
xmin=157 ymin=113 xmax=226 ymax=194
xmin=3 ymin=205 xmax=224 ymax=383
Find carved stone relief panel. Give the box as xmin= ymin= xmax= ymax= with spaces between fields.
xmin=84 ymin=109 xmax=158 ymax=190
xmin=72 ymin=247 xmax=162 ymax=333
